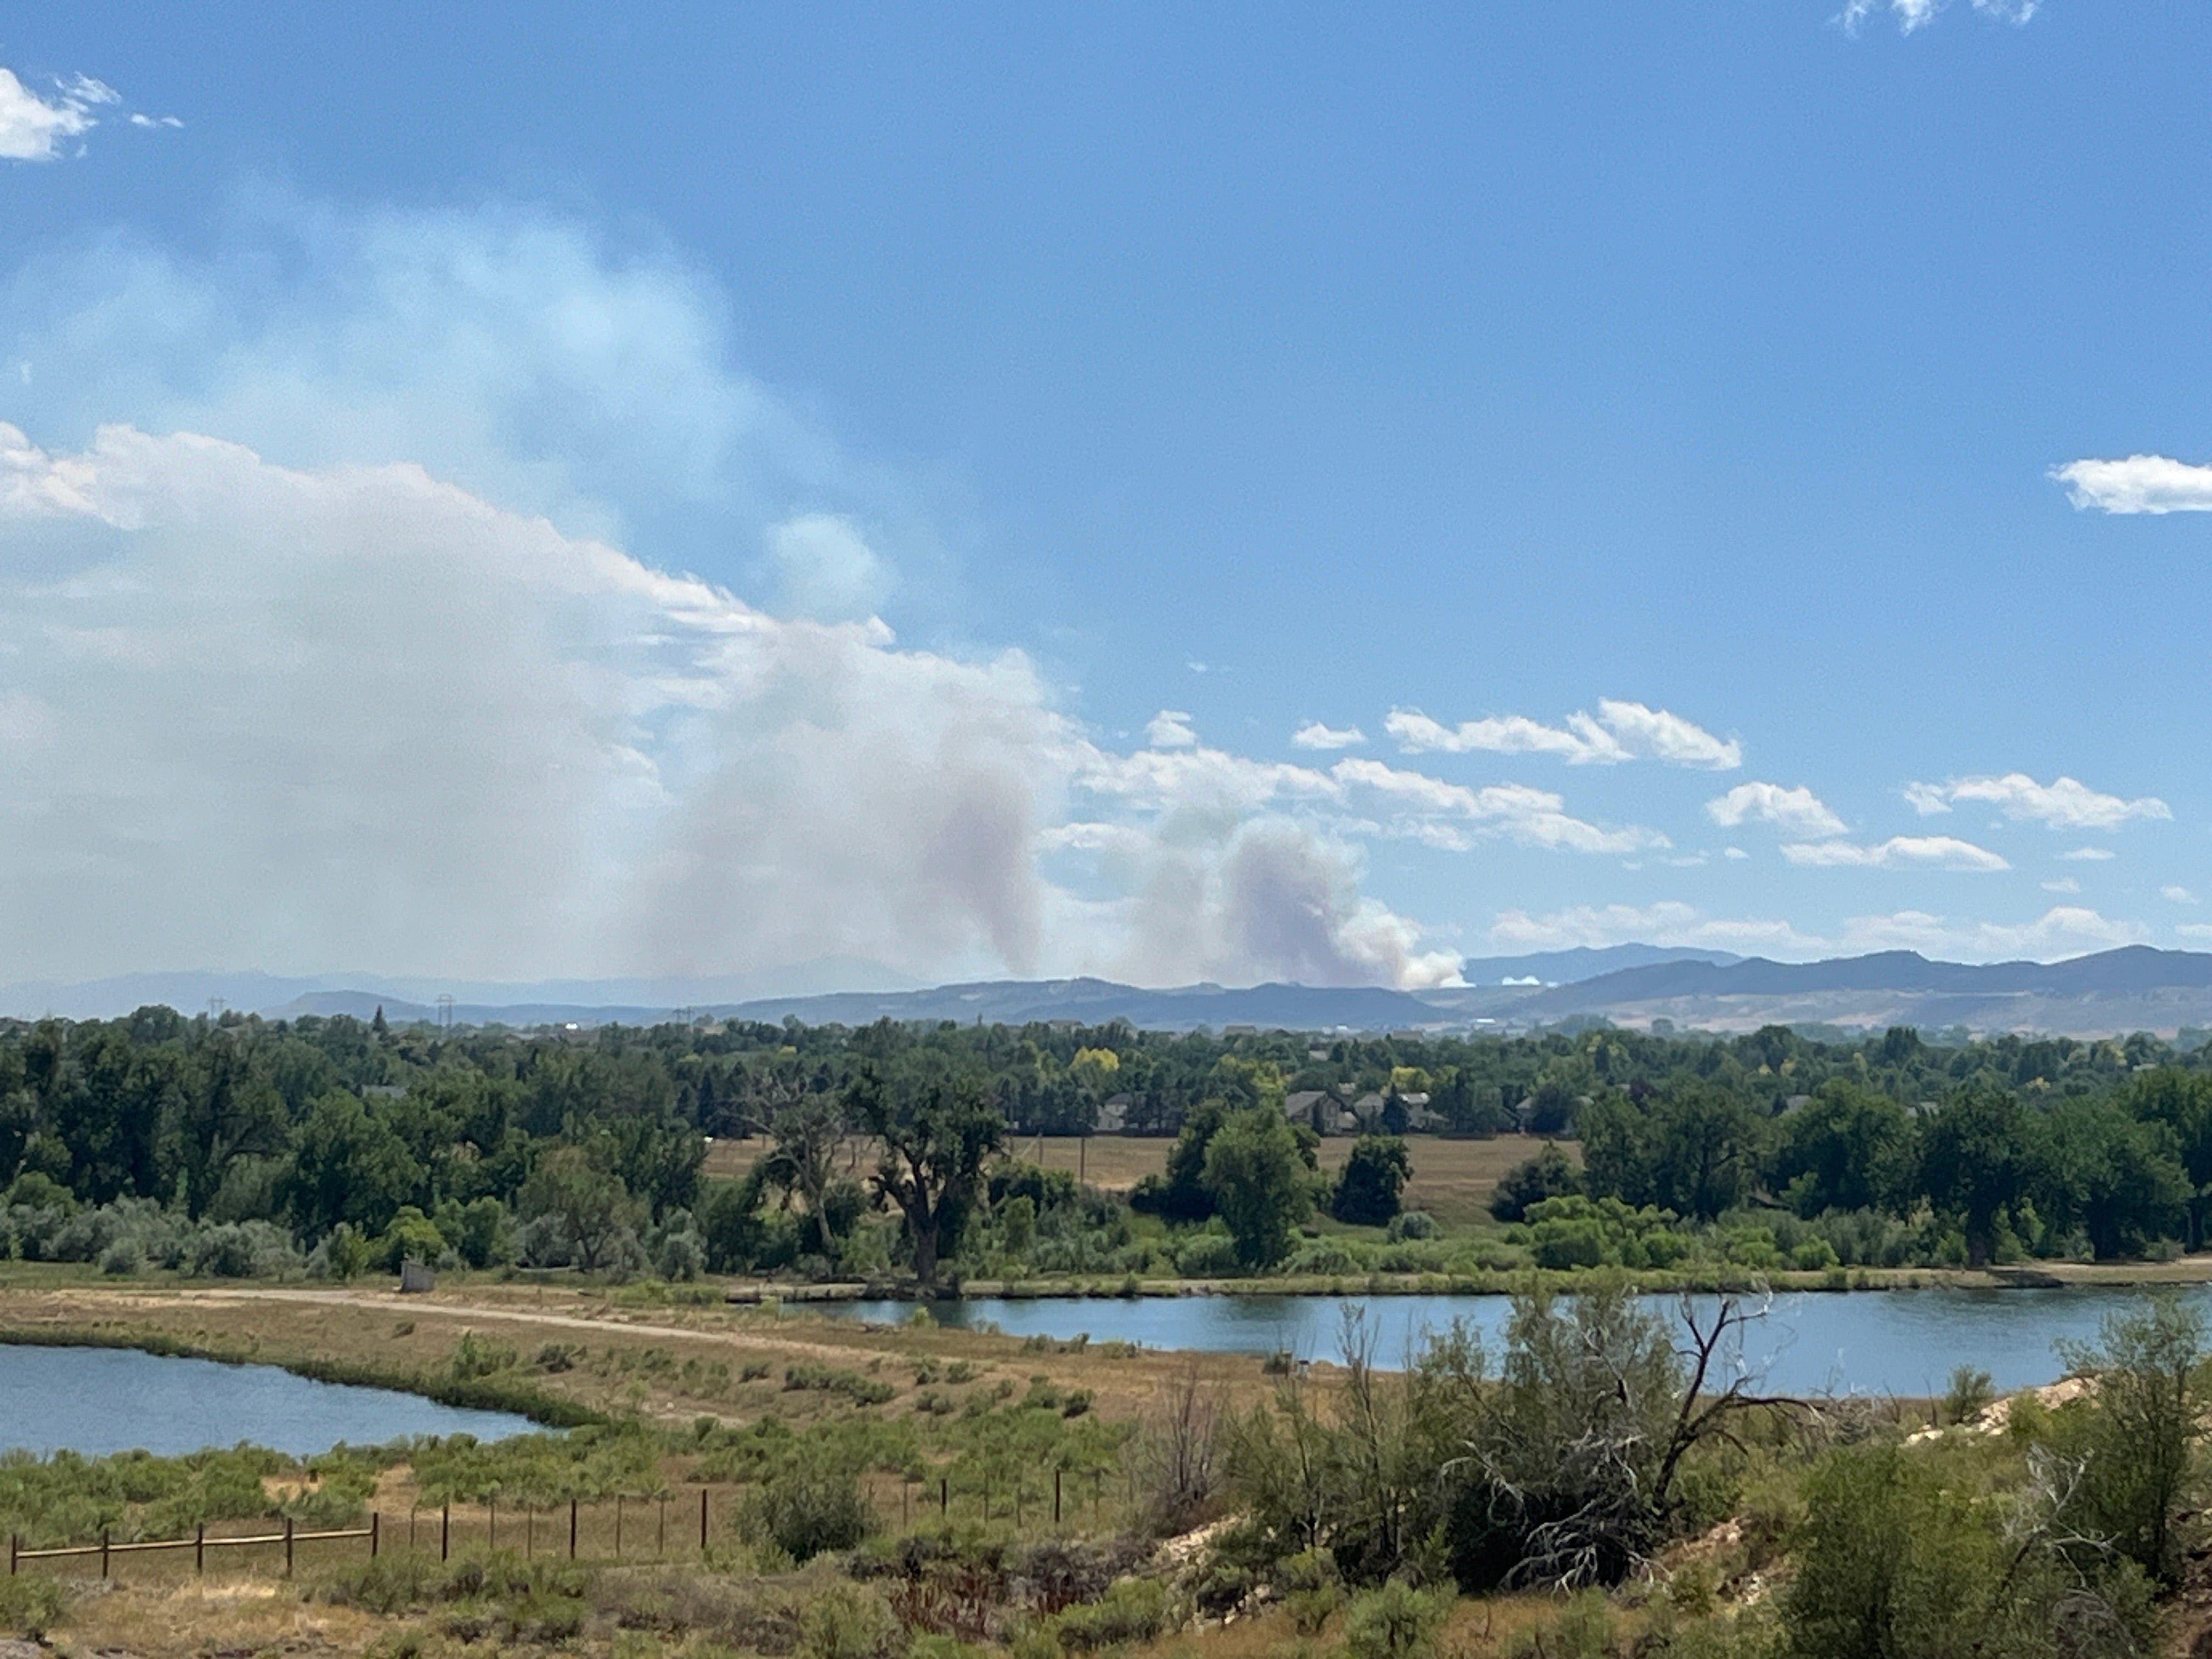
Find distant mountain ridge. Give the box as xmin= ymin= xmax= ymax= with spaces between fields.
xmin=12 ymin=945 xmax=2212 ymax=1037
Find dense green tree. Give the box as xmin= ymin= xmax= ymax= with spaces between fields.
xmin=1580 ymin=1085 xmax=1768 ymax=1222
xmin=2037 ymin=1098 xmax=2191 ymax=1260
xmin=2123 ymin=1067 xmax=2212 ymax=1248
xmin=279 ymin=1091 xmax=424 ymax=1237
xmin=850 ymin=1070 xmax=1002 ymax=1286
xmin=1488 ymin=1142 xmax=1582 ymax=1223
xmin=1201 ymin=1107 xmax=1314 ymax=1269
xmin=1918 ymin=1086 xmax=2035 ymax=1266
xmin=516 ymin=1143 xmax=640 ymax=1272
xmin=1773 ymin=1081 xmax=1917 ymax=1217
xmin=1331 ymin=1135 xmax=1412 ymax=1226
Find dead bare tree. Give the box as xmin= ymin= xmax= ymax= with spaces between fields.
xmin=1130 ymin=1363 xmax=1225 ymax=1536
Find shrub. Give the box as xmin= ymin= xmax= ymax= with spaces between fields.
xmin=1490 ymin=1143 xmax=1581 ymax=1222
xmin=186 ymin=1218 xmax=302 ymax=1278
xmin=1387 ymin=1210 xmax=1438 ymax=1242
xmin=1941 ymin=1365 xmax=1994 ymax=1426
xmin=798 ymin=1582 xmax=906 ymax=1659
xmin=0 ymin=1570 xmax=66 ymax=1637
xmin=1047 ymin=1577 xmax=1172 ymax=1651
xmin=738 ymin=1458 xmax=876 ymax=1562
xmin=1173 ymin=1233 xmax=1242 ymax=1279
xmin=1341 ymin=1579 xmax=1449 ymax=1659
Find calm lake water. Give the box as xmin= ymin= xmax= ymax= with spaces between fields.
xmin=0 ymin=1346 xmax=541 ymax=1458
xmin=812 ymin=1287 xmax=2212 ymax=1397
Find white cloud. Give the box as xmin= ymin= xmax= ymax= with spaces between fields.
xmin=2061 ymin=846 xmax=2117 ymax=862
xmin=1491 ymin=900 xmax=2142 ymax=964
xmin=1329 ymin=758 xmax=1668 ymax=856
xmin=2180 ymin=924 xmax=2212 ymax=941
xmin=1841 ymin=0 xmax=2036 ymax=35
xmin=1489 ymin=902 xmax=1820 ymax=957
xmin=2164 ymin=886 xmax=2199 ymax=905
xmin=1290 ymin=720 xmax=1365 ymax=751
xmin=1838 ymin=907 xmax=2145 ymax=961
xmin=766 ymin=512 xmax=892 ymax=621
xmin=2053 ymin=455 xmax=2212 ymax=514
xmin=1724 ymin=846 xmax=1750 ymax=861
xmin=1780 ymin=836 xmax=2011 ymax=872
xmin=1385 ymin=698 xmax=1739 ymax=769
xmin=0 ymin=68 xmax=114 ymax=162
xmin=2043 ymin=877 xmax=2081 ymax=894
xmin=1143 ymin=710 xmax=1198 ymax=749
xmin=1907 ymin=773 xmax=2170 ymax=831
xmin=1705 ymin=782 xmax=1846 ymax=839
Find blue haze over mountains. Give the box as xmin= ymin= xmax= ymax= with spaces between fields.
xmin=12 ymin=945 xmax=2212 ymax=1037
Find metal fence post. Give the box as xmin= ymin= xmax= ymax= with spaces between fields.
xmin=196 ymin=1523 xmax=205 ymax=1574
xmin=100 ymin=1528 xmax=109 ymax=1580
xmin=285 ymin=1515 xmax=295 ymax=1578
xmin=1054 ymin=1471 xmax=1062 ymax=1526
xmin=699 ymin=1489 xmax=708 ymax=1552
xmin=568 ymin=1498 xmax=577 ymax=1560
xmin=441 ymin=1503 xmax=450 ymax=1562
xmin=371 ymin=1513 xmax=380 ymax=1560
xmin=615 ymin=1495 xmax=623 ymax=1559
xmin=488 ymin=1496 xmax=496 ymax=1552
xmin=940 ymin=1476 xmax=948 ymax=1519
xmin=9 ymin=1533 xmax=16 ymax=1576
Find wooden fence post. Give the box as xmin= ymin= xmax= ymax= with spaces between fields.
xmin=371 ymin=1513 xmax=380 ymax=1560
xmin=196 ymin=1522 xmax=205 ymax=1574
xmin=699 ymin=1489 xmax=708 ymax=1551
xmin=940 ymin=1477 xmax=948 ymax=1519
xmin=657 ymin=1496 xmax=667 ymax=1560
xmin=100 ymin=1528 xmax=110 ymax=1580
xmin=441 ymin=1503 xmax=450 ymax=1562
xmin=9 ymin=1533 xmax=16 ymax=1576
xmin=1054 ymin=1471 xmax=1062 ymax=1526
xmin=488 ymin=1496 xmax=496 ymax=1552
xmin=615 ymin=1495 xmax=623 ymax=1558
xmin=285 ymin=1515 xmax=295 ymax=1578
xmin=568 ymin=1499 xmax=577 ymax=1561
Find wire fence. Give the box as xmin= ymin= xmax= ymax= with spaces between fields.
xmin=8 ymin=1468 xmax=1127 ymax=1585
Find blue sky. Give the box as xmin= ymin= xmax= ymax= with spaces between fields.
xmin=3 ymin=1 xmax=2211 ymax=988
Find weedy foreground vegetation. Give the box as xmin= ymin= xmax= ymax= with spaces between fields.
xmin=5 ymin=1283 xmax=2212 ymax=1658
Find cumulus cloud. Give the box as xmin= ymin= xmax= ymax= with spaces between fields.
xmin=767 ymin=512 xmax=893 ymax=620
xmin=1780 ymin=836 xmax=2011 ymax=872
xmin=1705 ymin=782 xmax=1846 ymax=839
xmin=1143 ymin=710 xmax=1199 ymax=750
xmin=2053 ymin=455 xmax=2212 ymax=514
xmin=2043 ymin=877 xmax=2081 ymax=894
xmin=1906 ymin=773 xmax=2170 ymax=831
xmin=1329 ymin=758 xmax=1667 ymax=856
xmin=1290 ymin=720 xmax=1364 ymax=751
xmin=1385 ymin=698 xmax=1740 ymax=769
xmin=1491 ymin=900 xmax=2141 ymax=964
xmin=0 ymin=68 xmax=114 ymax=162
xmin=2061 ymin=846 xmax=2117 ymax=862
xmin=1838 ymin=907 xmax=2146 ymax=960
xmin=1490 ymin=902 xmax=1820 ymax=957
xmin=1841 ymin=0 xmax=2037 ymax=35
xmin=2165 ymin=886 xmax=2199 ymax=905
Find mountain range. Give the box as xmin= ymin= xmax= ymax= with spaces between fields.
xmin=9 ymin=943 xmax=2212 ymax=1036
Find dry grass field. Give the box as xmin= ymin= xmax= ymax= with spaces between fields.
xmin=704 ymin=1131 xmax=1575 ymax=1229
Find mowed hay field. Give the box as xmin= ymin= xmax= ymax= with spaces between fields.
xmin=705 ymin=1132 xmax=1575 ymax=1230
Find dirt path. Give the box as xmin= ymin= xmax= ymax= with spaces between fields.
xmin=165 ymin=1285 xmax=877 ymax=1365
